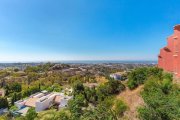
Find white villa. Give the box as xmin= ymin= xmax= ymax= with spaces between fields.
xmin=110 ymin=73 xmax=122 ymax=80
xmin=14 ymin=90 xmax=73 ymax=116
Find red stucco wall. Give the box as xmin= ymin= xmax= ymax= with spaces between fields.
xmin=158 ymin=25 xmax=180 ymax=77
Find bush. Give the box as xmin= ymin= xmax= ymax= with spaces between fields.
xmin=25 ymin=108 xmax=37 ymax=120
xmin=138 ymin=106 xmax=159 ymax=120
xmin=82 ymin=98 xmax=118 ymax=120
xmin=55 ymin=110 xmax=71 ymax=120
xmin=114 ymin=99 xmax=128 ymax=116
xmin=127 ymin=67 xmax=163 ymax=89
xmin=68 ymin=94 xmax=87 ymax=119
xmin=10 ymin=106 xmax=18 ymax=111
xmin=127 ymin=80 xmax=138 ymax=90
xmin=106 ymin=79 xmax=125 ymax=94
xmin=0 ymin=97 xmax=8 ymax=109
xmin=138 ymin=77 xmax=180 ymax=120
xmin=163 ymin=72 xmax=173 ymax=81
xmin=127 ymin=67 xmax=148 ymax=89
xmin=73 ymin=81 xmax=85 ymax=96
xmin=97 ymin=80 xmax=125 ymax=101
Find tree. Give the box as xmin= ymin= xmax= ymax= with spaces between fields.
xmin=68 ymin=94 xmax=87 ymax=119
xmin=84 ymin=87 xmax=97 ymax=103
xmin=33 ymin=109 xmax=70 ymax=120
xmin=5 ymin=82 xmax=22 ymax=94
xmin=73 ymin=81 xmax=85 ymax=96
xmin=11 ymin=92 xmax=17 ymax=106
xmin=127 ymin=67 xmax=163 ymax=89
xmin=55 ymin=110 xmax=71 ymax=120
xmin=27 ymin=72 xmax=39 ymax=85
xmin=25 ymin=108 xmax=37 ymax=120
xmin=22 ymin=86 xmax=40 ymax=98
xmin=97 ymin=79 xmax=125 ymax=101
xmin=96 ymin=84 xmax=109 ymax=101
xmin=82 ymin=98 xmax=118 ymax=120
xmin=0 ymin=97 xmax=8 ymax=109
xmin=106 ymin=79 xmax=125 ymax=94
xmin=14 ymin=68 xmax=19 ymax=72
xmin=127 ymin=67 xmax=147 ymax=89
xmin=8 ymin=82 xmax=22 ymax=93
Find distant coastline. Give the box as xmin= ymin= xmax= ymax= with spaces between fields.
xmin=58 ymin=60 xmax=157 ymax=64
xmin=0 ymin=60 xmax=157 ymax=64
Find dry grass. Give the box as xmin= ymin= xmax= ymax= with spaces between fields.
xmin=95 ymin=76 xmax=108 ymax=84
xmin=117 ymin=85 xmax=144 ymax=120
xmin=173 ymin=76 xmax=180 ymax=85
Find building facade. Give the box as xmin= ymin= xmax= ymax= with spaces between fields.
xmin=158 ymin=25 xmax=180 ymax=77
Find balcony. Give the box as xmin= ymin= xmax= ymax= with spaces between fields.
xmin=163 ymin=47 xmax=171 ymax=52
xmin=158 ymin=55 xmax=162 ymax=58
xmin=174 ymin=72 xmax=178 ymax=75
xmin=173 ymin=36 xmax=178 ymax=39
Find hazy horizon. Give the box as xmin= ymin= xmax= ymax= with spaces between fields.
xmin=0 ymin=58 xmax=157 ymax=63
xmin=0 ymin=60 xmax=157 ymax=64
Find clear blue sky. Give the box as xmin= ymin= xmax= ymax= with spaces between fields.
xmin=0 ymin=0 xmax=180 ymax=62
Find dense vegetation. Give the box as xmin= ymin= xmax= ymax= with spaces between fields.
xmin=67 ymin=79 xmax=126 ymax=120
xmin=2 ymin=79 xmax=126 ymax=120
xmin=0 ymin=64 xmax=179 ymax=120
xmin=127 ymin=67 xmax=163 ymax=89
xmin=0 ymin=97 xmax=8 ymax=109
xmin=0 ymin=63 xmax=128 ymax=120
xmin=138 ymin=74 xmax=180 ymax=120
xmin=126 ymin=67 xmax=180 ymax=120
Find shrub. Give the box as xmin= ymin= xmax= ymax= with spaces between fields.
xmin=127 ymin=67 xmax=147 ymax=89
xmin=127 ymin=67 xmax=163 ymax=89
xmin=68 ymin=94 xmax=87 ymax=119
xmin=114 ymin=99 xmax=128 ymax=116
xmin=10 ymin=106 xmax=18 ymax=111
xmin=0 ymin=97 xmax=8 ymax=109
xmin=97 ymin=80 xmax=125 ymax=101
xmin=138 ymin=77 xmax=180 ymax=120
xmin=73 ymin=81 xmax=85 ymax=96
xmin=25 ymin=108 xmax=37 ymax=120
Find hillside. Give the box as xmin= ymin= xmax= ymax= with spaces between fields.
xmin=117 ymin=85 xmax=144 ymax=120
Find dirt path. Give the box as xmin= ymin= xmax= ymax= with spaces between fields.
xmin=117 ymin=85 xmax=144 ymax=120
xmin=173 ymin=76 xmax=180 ymax=84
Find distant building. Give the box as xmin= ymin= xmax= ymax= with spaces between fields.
xmin=110 ymin=74 xmax=122 ymax=80
xmin=158 ymin=25 xmax=180 ymax=77
xmin=15 ymin=90 xmax=73 ymax=115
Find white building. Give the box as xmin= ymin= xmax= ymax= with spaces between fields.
xmin=35 ymin=93 xmax=56 ymax=112
xmin=15 ymin=90 xmax=73 ymax=114
xmin=110 ymin=73 xmax=122 ymax=80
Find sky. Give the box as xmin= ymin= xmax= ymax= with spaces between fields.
xmin=0 ymin=0 xmax=180 ymax=62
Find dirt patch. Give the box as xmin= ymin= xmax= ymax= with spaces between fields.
xmin=173 ymin=76 xmax=180 ymax=85
xmin=117 ymin=85 xmax=144 ymax=120
xmin=95 ymin=76 xmax=108 ymax=84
